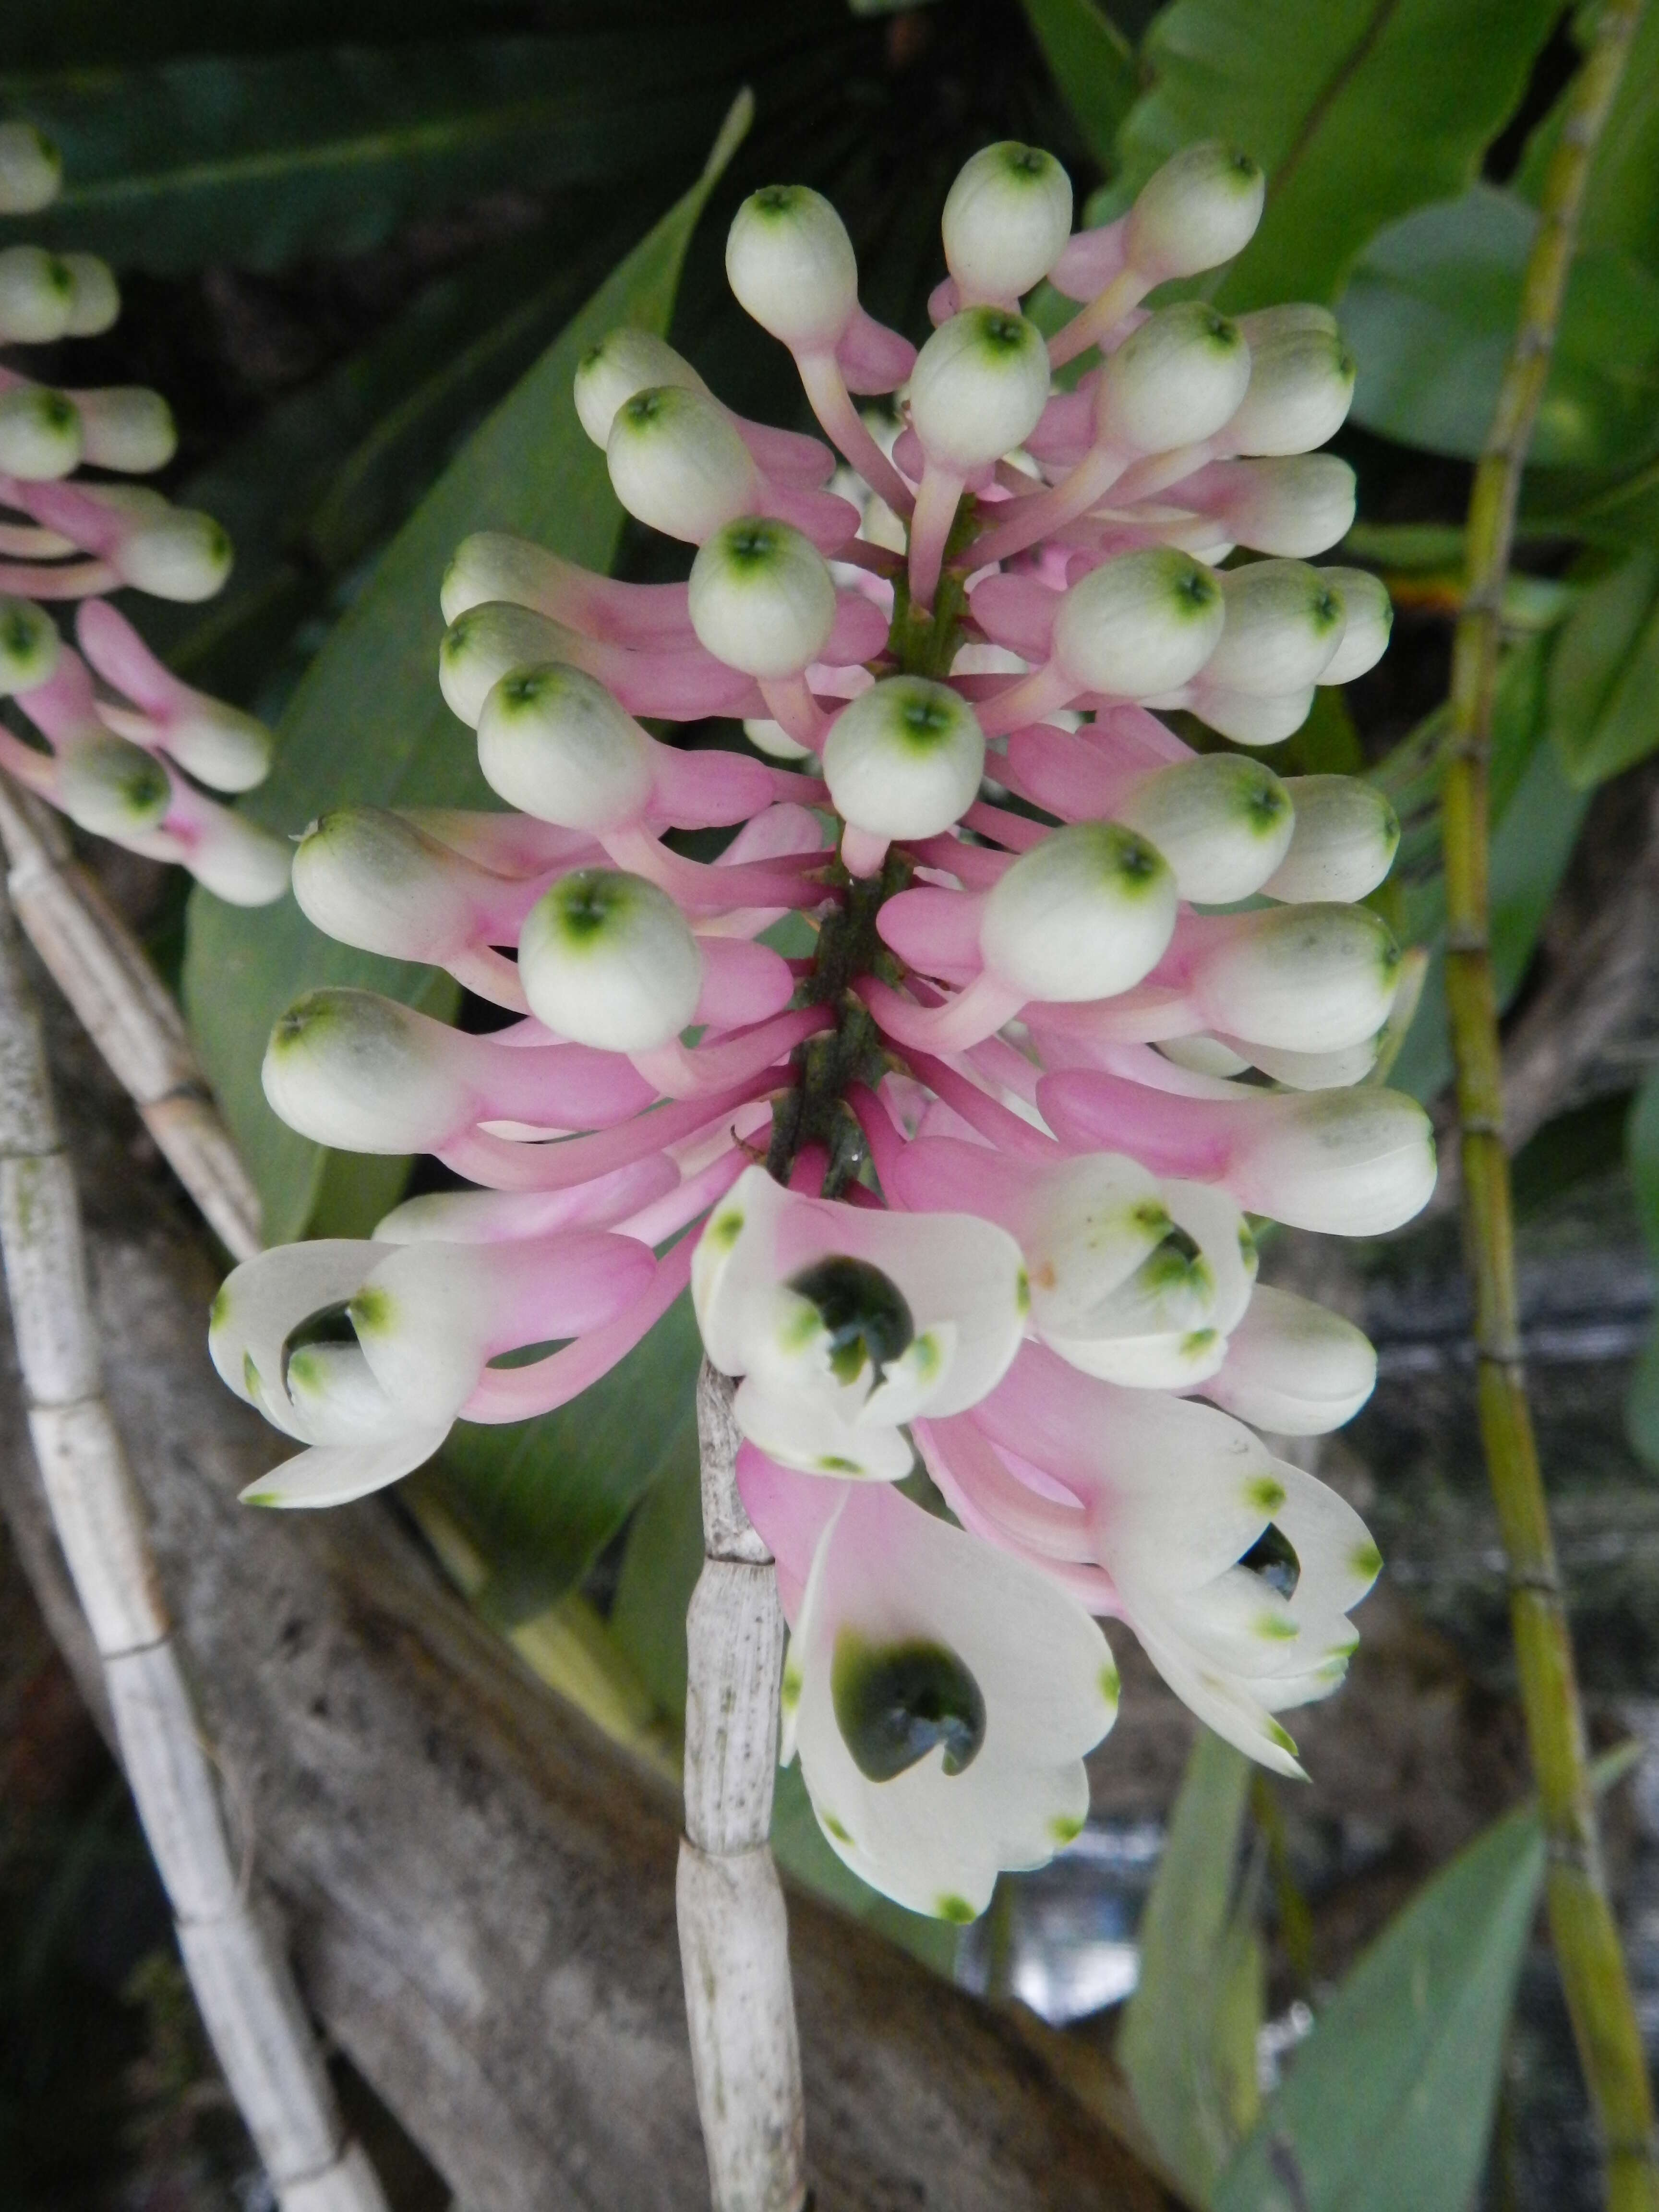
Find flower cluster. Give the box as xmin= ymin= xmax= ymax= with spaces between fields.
xmin=213 ymin=137 xmax=1431 ymax=1919
xmin=0 ymin=122 xmax=286 ymax=902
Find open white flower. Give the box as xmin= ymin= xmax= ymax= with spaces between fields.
xmin=693 ymin=1164 xmax=1027 ymax=1479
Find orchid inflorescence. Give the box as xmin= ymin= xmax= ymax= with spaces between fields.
xmin=211 ymin=135 xmax=1433 ymax=1920
xmin=0 ymin=122 xmax=287 ymax=903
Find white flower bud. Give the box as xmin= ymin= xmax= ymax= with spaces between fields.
xmin=573 ymin=327 xmax=707 ymax=450
xmin=0 ymin=122 xmax=62 ymax=215
xmin=439 ymin=601 xmax=568 ymax=727
xmin=114 ymin=508 xmax=233 ymax=601
xmin=0 ymin=596 xmax=59 ymax=695
xmin=1095 ymin=302 xmax=1250 ymax=456
xmin=1204 ymin=560 xmax=1347 ymax=695
xmin=822 ymin=677 xmax=985 ymax=839
xmin=476 ymin=661 xmax=653 ymax=830
xmin=153 ymin=698 xmax=273 ymax=792
xmin=1233 ymin=1086 xmax=1435 ymax=1235
xmin=1204 ymin=1284 xmax=1376 ymax=1433
xmin=264 ymin=990 xmax=474 ymax=1153
xmin=688 ymin=516 xmax=836 ymax=677
xmin=1113 ymin=752 xmax=1294 ymax=904
xmin=0 ymin=385 xmax=80 ymax=478
xmin=908 ymin=308 xmax=1051 ymax=470
xmin=942 ymin=142 xmax=1073 ymax=301
xmin=743 ymin=714 xmax=814 ymax=762
xmin=56 ymin=733 xmax=172 ymax=837
xmin=981 ymin=821 xmax=1177 ymax=1002
xmin=519 ymin=867 xmax=704 ymax=1051
xmin=187 ymin=809 xmax=292 ymax=907
xmin=1125 ymin=142 xmax=1264 ymax=282
xmin=1194 ymin=902 xmax=1401 ymax=1054
xmin=726 ymin=184 xmax=858 ymax=349
xmin=73 ymin=386 xmax=177 ymax=473
xmin=1239 ymin=1035 xmax=1380 ymax=1089
xmin=1052 ymin=549 xmax=1225 ymax=700
xmin=606 ymin=384 xmax=756 ymax=543
xmin=1263 ymin=775 xmax=1399 ymax=902
xmin=60 ymin=253 xmax=120 ymax=337
xmin=1314 ymin=567 xmax=1392 ymax=683
xmin=292 ymin=808 xmax=488 ymax=961
xmin=442 ymin=531 xmax=572 ymax=624
xmin=1225 ymin=325 xmax=1356 ymax=456
xmin=0 ymin=246 xmax=75 ymax=342
xmin=1186 ymin=455 xmax=1356 ymax=558
xmin=1189 ymin=685 xmax=1314 ymax=746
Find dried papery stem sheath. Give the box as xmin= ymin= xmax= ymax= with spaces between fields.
xmin=0 ymin=880 xmax=385 ymax=2212
xmin=1442 ymin=4 xmax=1659 ymax=2204
xmin=0 ymin=771 xmax=260 ymax=1260
xmin=679 ymin=1360 xmax=808 ymax=2212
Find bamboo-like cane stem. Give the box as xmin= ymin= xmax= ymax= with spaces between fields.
xmin=0 ymin=880 xmax=386 ymax=2212
xmin=1441 ymin=5 xmax=1659 ymax=2204
xmin=0 ymin=773 xmax=260 ymax=1262
xmin=678 ymin=1361 xmax=807 ymax=2212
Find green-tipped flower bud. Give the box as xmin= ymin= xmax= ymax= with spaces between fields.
xmin=1190 ymin=454 xmax=1356 ymax=558
xmin=1052 ymin=549 xmax=1225 ymax=700
xmin=1225 ymin=324 xmax=1356 ymax=456
xmin=0 ymin=596 xmax=60 ymax=695
xmin=606 ymin=384 xmax=756 ymax=543
xmin=60 ymin=253 xmax=120 ymax=337
xmin=942 ymin=142 xmax=1073 ymax=302
xmin=1314 ymin=567 xmax=1392 ymax=684
xmin=909 ymin=308 xmax=1051 ymax=471
xmin=56 ymin=733 xmax=172 ymax=838
xmin=1113 ymin=752 xmax=1295 ymax=904
xmin=1195 ymin=902 xmax=1401 ymax=1054
xmin=1125 ymin=142 xmax=1264 ymax=282
xmin=982 ymin=821 xmax=1177 ymax=1002
xmin=823 ymin=677 xmax=986 ymax=840
xmin=0 ymin=385 xmax=80 ymax=479
xmin=476 ymin=662 xmax=653 ymax=830
xmin=0 ymin=122 xmax=61 ymax=216
xmin=188 ymin=810 xmax=291 ymax=907
xmin=1205 ymin=560 xmax=1347 ymax=695
xmin=440 ymin=602 xmax=570 ymax=727
xmin=1204 ymin=1283 xmax=1376 ymax=1433
xmin=294 ymin=808 xmax=500 ymax=961
xmin=688 ymin=516 xmax=836 ymax=678
xmin=574 ymin=327 xmax=708 ymax=450
xmin=726 ymin=185 xmax=857 ymax=349
xmin=264 ymin=989 xmax=475 ymax=1153
xmin=74 ymin=386 xmax=177 ymax=473
xmin=519 ymin=868 xmax=703 ymax=1051
xmin=0 ymin=246 xmax=76 ymax=343
xmin=115 ymin=508 xmax=232 ymax=601
xmin=1263 ymin=774 xmax=1399 ymax=902
xmin=1187 ymin=685 xmax=1314 ymax=747
xmin=1095 ymin=302 xmax=1250 ymax=456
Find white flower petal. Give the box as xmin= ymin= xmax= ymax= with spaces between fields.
xmin=209 ymin=1239 xmax=390 ymax=1441
xmin=238 ymin=1421 xmax=451 ymax=1509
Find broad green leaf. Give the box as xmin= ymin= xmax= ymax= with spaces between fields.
xmin=1020 ymin=0 xmax=1138 ymax=167
xmin=1118 ymin=1729 xmax=1262 ymax=2203
xmin=1338 ymin=186 xmax=1659 ymax=469
xmin=1213 ymin=1800 xmax=1545 ymax=2212
xmin=1624 ymin=1062 xmax=1659 ymax=1467
xmin=1516 ymin=1 xmax=1659 ymax=282
xmin=182 ymin=95 xmax=752 ymax=1244
xmin=0 ymin=26 xmax=793 ymax=271
xmin=1547 ymin=550 xmax=1659 ymax=789
xmin=1523 ymin=452 xmax=1659 ymax=551
xmin=1103 ymin=0 xmax=1559 ymax=309
xmin=427 ymin=1290 xmax=702 ymax=1628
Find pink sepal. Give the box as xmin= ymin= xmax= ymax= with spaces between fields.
xmin=695 ymin=935 xmax=797 ymax=1028
xmin=1049 ymin=217 xmax=1130 ymax=303
xmin=734 ymin=1444 xmax=845 ymax=1625
xmin=837 ymin=306 xmax=917 ymax=395
xmin=1024 ymin=385 xmax=1097 ymax=469
xmin=969 ymin=570 xmax=1061 ymax=660
xmin=759 ymin=479 xmax=862 ymax=556
xmin=438 ymin=1080 xmax=776 ymax=1191
xmin=877 ymin=882 xmax=986 ymax=982
xmin=735 ymin=418 xmax=836 ymax=487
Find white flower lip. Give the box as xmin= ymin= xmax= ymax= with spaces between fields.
xmin=726 ymin=184 xmax=858 ymax=349
xmin=477 ymin=661 xmax=654 ymax=830
xmin=606 ymin=384 xmax=757 ymax=543
xmin=941 ymin=142 xmax=1073 ymax=302
xmin=573 ymin=326 xmax=708 ymax=449
xmin=980 ymin=820 xmax=1178 ymax=1003
xmin=1052 ymin=549 xmax=1226 ymax=700
xmin=688 ymin=516 xmax=837 ymax=678
xmin=908 ymin=307 xmax=1052 ymax=472
xmin=518 ymin=866 xmax=704 ymax=1052
xmin=1096 ymin=302 xmax=1251 ymax=457
xmin=821 ymin=676 xmax=986 ymax=840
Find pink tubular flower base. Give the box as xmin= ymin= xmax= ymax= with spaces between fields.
xmin=214 ymin=133 xmax=1429 ymax=1918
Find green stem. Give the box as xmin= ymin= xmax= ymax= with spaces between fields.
xmin=1441 ymin=6 xmax=1657 ymax=2203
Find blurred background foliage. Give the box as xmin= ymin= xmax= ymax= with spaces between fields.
xmin=6 ymin=0 xmax=1659 ymax=2206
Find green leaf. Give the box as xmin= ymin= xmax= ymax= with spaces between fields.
xmin=1516 ymin=1 xmax=1659 ymax=283
xmin=1338 ymin=185 xmax=1659 ymax=468
xmin=0 ymin=28 xmax=790 ymax=271
xmin=1213 ymin=1801 xmax=1545 ymax=2212
xmin=1104 ymin=0 xmax=1559 ymax=309
xmin=427 ymin=1289 xmax=702 ymax=1628
xmin=1623 ymin=1061 xmax=1659 ymax=1467
xmin=182 ymin=95 xmax=752 ymax=1244
xmin=1547 ymin=549 xmax=1659 ymax=789
xmin=1020 ymin=0 xmax=1139 ymax=168
xmin=1118 ymin=1729 xmax=1262 ymax=2203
